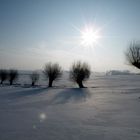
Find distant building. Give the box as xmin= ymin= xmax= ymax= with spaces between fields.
xmin=106 ymin=70 xmax=131 ymax=75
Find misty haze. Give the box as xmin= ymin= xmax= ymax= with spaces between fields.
xmin=0 ymin=0 xmax=140 ymax=140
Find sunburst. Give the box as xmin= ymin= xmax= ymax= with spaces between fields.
xmin=80 ymin=25 xmax=101 ymax=47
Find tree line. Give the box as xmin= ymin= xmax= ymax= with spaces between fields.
xmin=0 ymin=41 xmax=140 ymax=88
xmin=0 ymin=61 xmax=90 ymax=88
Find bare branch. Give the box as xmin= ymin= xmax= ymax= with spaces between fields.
xmin=126 ymin=41 xmax=140 ymax=69
xmin=0 ymin=69 xmax=8 ymax=85
xmin=43 ymin=62 xmax=62 ymax=87
xmin=30 ymin=71 xmax=39 ymax=86
xmin=69 ymin=61 xmax=91 ymax=88
xmin=8 ymin=69 xmax=18 ymax=85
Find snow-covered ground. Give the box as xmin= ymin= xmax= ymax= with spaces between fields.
xmin=0 ymin=75 xmax=140 ymax=140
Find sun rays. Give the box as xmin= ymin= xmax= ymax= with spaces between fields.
xmin=72 ymin=23 xmax=102 ymax=48
xmin=80 ymin=25 xmax=101 ymax=47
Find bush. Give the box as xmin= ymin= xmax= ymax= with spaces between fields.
xmin=0 ymin=69 xmax=8 ymax=85
xmin=69 ymin=61 xmax=91 ymax=88
xmin=43 ymin=62 xmax=62 ymax=87
xmin=30 ymin=71 xmax=39 ymax=86
xmin=8 ymin=69 xmax=18 ymax=85
xmin=125 ymin=41 xmax=140 ymax=69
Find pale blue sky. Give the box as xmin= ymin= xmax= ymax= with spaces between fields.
xmin=0 ymin=0 xmax=140 ymax=72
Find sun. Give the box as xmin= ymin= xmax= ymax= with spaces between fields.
xmin=80 ymin=25 xmax=101 ymax=46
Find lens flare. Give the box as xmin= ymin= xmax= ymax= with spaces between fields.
xmin=39 ymin=113 xmax=46 ymax=122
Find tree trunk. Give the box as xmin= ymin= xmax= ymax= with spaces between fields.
xmin=78 ymin=81 xmax=84 ymax=88
xmin=10 ymin=80 xmax=13 ymax=85
xmin=32 ymin=82 xmax=35 ymax=86
xmin=0 ymin=80 xmax=3 ymax=85
xmin=48 ymin=79 xmax=53 ymax=87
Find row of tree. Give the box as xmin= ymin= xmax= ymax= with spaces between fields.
xmin=0 ymin=69 xmax=18 ymax=85
xmin=0 ymin=41 xmax=140 ymax=88
xmin=0 ymin=61 xmax=91 ymax=88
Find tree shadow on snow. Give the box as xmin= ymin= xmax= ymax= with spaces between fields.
xmin=51 ymin=88 xmax=91 ymax=105
xmin=7 ymin=88 xmax=48 ymax=99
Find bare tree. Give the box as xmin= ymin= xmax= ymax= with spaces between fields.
xmin=8 ymin=69 xmax=18 ymax=85
xmin=0 ymin=69 xmax=7 ymax=85
xmin=43 ymin=62 xmax=62 ymax=87
xmin=30 ymin=71 xmax=39 ymax=86
xmin=126 ymin=41 xmax=140 ymax=69
xmin=69 ymin=61 xmax=91 ymax=88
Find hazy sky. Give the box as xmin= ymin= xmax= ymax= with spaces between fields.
xmin=0 ymin=0 xmax=140 ymax=72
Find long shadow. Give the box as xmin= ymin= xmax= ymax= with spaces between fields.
xmin=123 ymin=88 xmax=140 ymax=94
xmin=6 ymin=88 xmax=48 ymax=99
xmin=50 ymin=88 xmax=91 ymax=105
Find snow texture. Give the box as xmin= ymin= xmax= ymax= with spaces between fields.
xmin=0 ymin=75 xmax=140 ymax=140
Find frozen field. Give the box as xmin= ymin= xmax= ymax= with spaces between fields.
xmin=0 ymin=75 xmax=140 ymax=140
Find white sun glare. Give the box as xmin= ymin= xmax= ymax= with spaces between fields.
xmin=81 ymin=26 xmax=101 ymax=46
